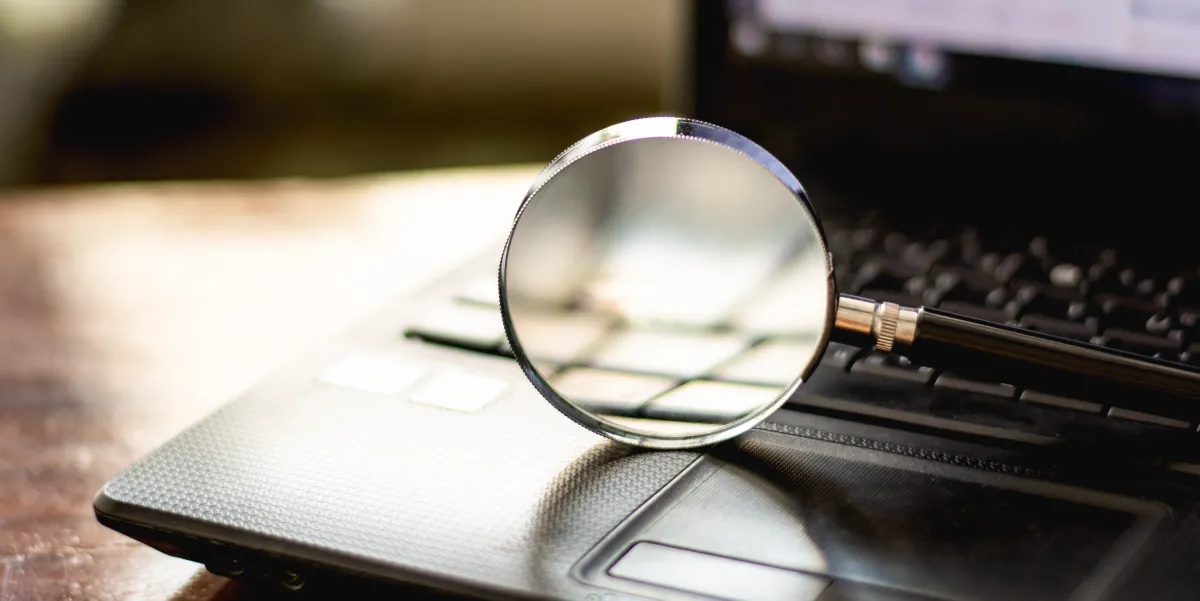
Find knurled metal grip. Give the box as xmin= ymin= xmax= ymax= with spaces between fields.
xmin=874 ymin=302 xmax=901 ymax=353
xmin=834 ymin=295 xmax=919 ymax=352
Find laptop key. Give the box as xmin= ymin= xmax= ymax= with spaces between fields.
xmin=316 ymin=351 xmax=428 ymax=395
xmin=1091 ymin=266 xmax=1142 ymax=298
xmin=902 ymin=275 xmax=939 ymax=305
xmin=1180 ymin=343 xmax=1200 ymax=367
xmin=852 ymin=260 xmax=923 ymax=294
xmin=1048 ymin=262 xmax=1084 ymax=289
xmin=1179 ymin=310 xmax=1200 ymax=335
xmin=931 ymin=265 xmax=1001 ymax=300
xmin=1097 ymin=328 xmax=1179 ymax=356
xmin=931 ymin=275 xmax=989 ymax=307
xmin=405 ymin=302 xmax=506 ymax=353
xmin=712 ymin=339 xmax=823 ymax=387
xmin=500 ymin=310 xmax=612 ymax=365
xmin=821 ymin=342 xmax=865 ymax=371
xmin=586 ymin=329 xmax=750 ymax=380
xmin=1019 ymin=389 xmax=1102 ymax=414
xmin=1008 ymin=283 xmax=1074 ymax=319
xmin=550 ymin=367 xmax=678 ymax=416
xmin=642 ymin=380 xmax=782 ymax=424
xmin=1145 ymin=312 xmax=1174 ymax=335
xmin=1098 ymin=295 xmax=1161 ymax=331
xmin=934 ymin=373 xmax=1015 ymax=399
xmin=1167 ymin=276 xmax=1200 ymax=309
xmin=902 ymin=239 xmax=949 ymax=271
xmin=994 ymin=253 xmax=1048 ymax=285
xmin=851 ymin=352 xmax=934 ymax=385
xmin=1107 ymin=407 xmax=1191 ymax=430
xmin=798 ymin=365 xmax=1058 ymax=445
xmin=408 ymin=368 xmax=509 ymax=413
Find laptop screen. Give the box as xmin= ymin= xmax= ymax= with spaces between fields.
xmin=745 ymin=0 xmax=1200 ymax=87
xmin=691 ymin=1 xmax=1200 ymax=246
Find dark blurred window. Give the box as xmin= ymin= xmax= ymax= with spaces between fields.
xmin=0 ymin=0 xmax=683 ymax=188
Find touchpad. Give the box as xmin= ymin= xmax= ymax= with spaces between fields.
xmin=578 ymin=429 xmax=1164 ymax=601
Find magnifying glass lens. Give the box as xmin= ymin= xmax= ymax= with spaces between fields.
xmin=503 ymin=118 xmax=1200 ymax=448
xmin=501 ymin=118 xmax=835 ymax=449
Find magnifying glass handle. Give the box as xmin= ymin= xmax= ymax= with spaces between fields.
xmin=833 ymin=294 xmax=1200 ymax=421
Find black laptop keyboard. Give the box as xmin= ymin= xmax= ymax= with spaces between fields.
xmin=402 ymin=217 xmax=1200 ymax=441
xmin=826 ymin=219 xmax=1200 ymax=363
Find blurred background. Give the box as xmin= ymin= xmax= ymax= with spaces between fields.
xmin=4 ymin=0 xmax=1200 ymax=242
xmin=0 ymin=0 xmax=687 ymax=189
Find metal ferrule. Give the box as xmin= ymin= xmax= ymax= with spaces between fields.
xmin=834 ymin=294 xmax=919 ymax=353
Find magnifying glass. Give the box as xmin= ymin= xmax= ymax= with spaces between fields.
xmin=499 ymin=116 xmax=1200 ymax=450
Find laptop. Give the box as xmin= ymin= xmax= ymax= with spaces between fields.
xmin=94 ymin=2 xmax=1200 ymax=600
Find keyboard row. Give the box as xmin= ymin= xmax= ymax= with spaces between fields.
xmin=403 ymin=276 xmax=1200 ymax=437
xmin=827 ymin=221 xmax=1200 ymax=363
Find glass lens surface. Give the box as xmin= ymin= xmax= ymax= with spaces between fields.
xmin=502 ymin=132 xmax=832 ymax=445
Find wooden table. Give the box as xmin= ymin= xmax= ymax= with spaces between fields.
xmin=0 ymin=166 xmax=536 ymax=600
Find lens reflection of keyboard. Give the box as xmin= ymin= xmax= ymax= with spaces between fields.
xmin=403 ymin=216 xmax=1200 ymax=443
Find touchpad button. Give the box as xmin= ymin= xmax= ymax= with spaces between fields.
xmin=609 ymin=541 xmax=831 ymax=601
xmin=585 ymin=431 xmax=1164 ymax=601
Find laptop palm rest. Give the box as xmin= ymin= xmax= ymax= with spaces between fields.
xmin=576 ymin=429 xmax=1165 ymax=601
